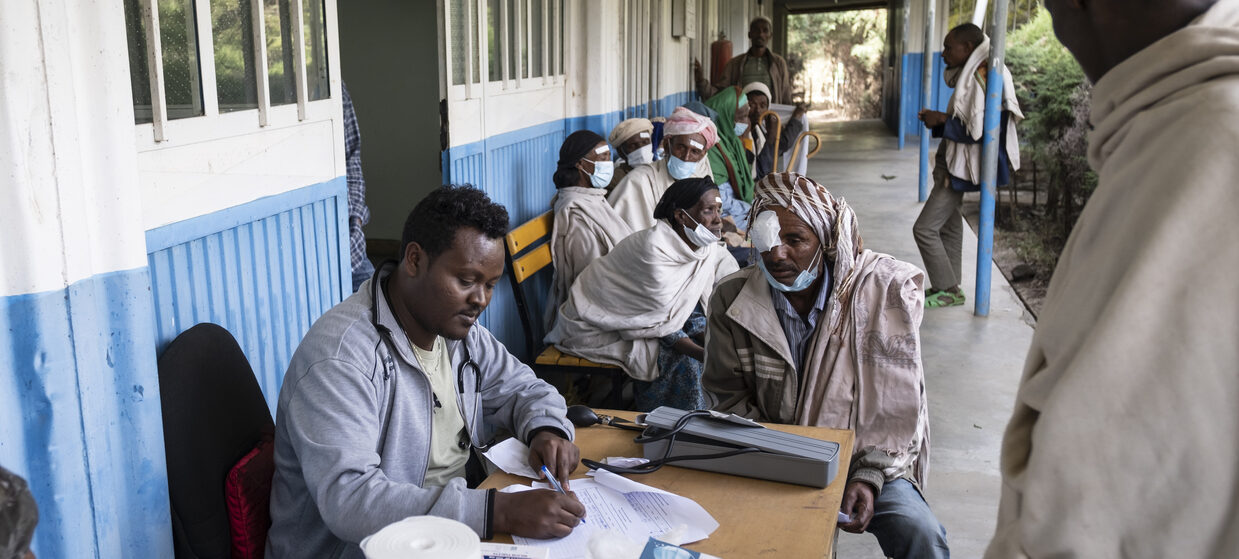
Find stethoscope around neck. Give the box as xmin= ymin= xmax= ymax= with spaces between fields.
xmin=369 ymin=260 xmax=485 ymax=449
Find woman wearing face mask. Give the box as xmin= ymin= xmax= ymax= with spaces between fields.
xmin=546 ymin=177 xmax=739 ymax=411
xmin=545 ymin=130 xmax=634 ymax=330
xmin=684 ymin=86 xmax=756 ymax=231
xmin=608 ymin=107 xmax=717 ymax=231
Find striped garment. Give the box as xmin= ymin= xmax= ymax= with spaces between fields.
xmin=342 ymin=84 xmax=370 ymax=275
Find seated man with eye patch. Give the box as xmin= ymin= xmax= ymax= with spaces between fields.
xmin=703 ymin=173 xmax=949 ymax=559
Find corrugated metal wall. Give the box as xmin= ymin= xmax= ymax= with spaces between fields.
xmin=144 ymin=178 xmax=351 ymax=411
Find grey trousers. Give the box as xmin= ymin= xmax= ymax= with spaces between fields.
xmin=913 ymin=147 xmax=964 ymax=291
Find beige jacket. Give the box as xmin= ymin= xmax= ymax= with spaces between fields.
xmin=986 ymin=1 xmax=1239 ymax=557
xmin=697 ymin=50 xmax=794 ymax=105
xmin=704 ymin=260 xmax=928 ymax=492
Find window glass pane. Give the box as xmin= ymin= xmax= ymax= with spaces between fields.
xmin=530 ymin=0 xmax=543 ymax=78
xmin=506 ymin=0 xmax=517 ymax=80
xmin=213 ymin=0 xmax=258 ymax=112
xmin=303 ymin=0 xmax=329 ymax=100
xmin=488 ymin=0 xmax=501 ymax=81
xmin=450 ymin=0 xmax=476 ymax=85
xmin=558 ymin=0 xmax=564 ymax=75
xmin=124 ymin=0 xmax=153 ymax=123
xmin=266 ymin=0 xmax=295 ymax=105
xmin=159 ymin=0 xmax=204 ymax=119
xmin=521 ymin=0 xmax=529 ymax=79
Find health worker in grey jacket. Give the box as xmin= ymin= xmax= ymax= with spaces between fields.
xmin=267 ymin=185 xmax=585 ymax=558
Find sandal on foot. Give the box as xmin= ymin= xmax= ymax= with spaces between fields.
xmin=925 ymin=290 xmax=965 ymax=308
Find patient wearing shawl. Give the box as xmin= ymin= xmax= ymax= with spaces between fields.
xmin=547 ymin=178 xmax=738 ymax=411
xmin=703 ymin=173 xmax=948 ymax=559
xmin=545 ymin=130 xmax=633 ymax=329
xmin=608 ymin=107 xmax=716 ymax=231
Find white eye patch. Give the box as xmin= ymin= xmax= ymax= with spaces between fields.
xmin=639 ymin=132 xmax=650 ymax=138
xmin=750 ymin=210 xmax=782 ymax=253
xmin=594 ymin=145 xmax=610 ymax=155
xmin=689 ymin=139 xmax=704 ymax=150
xmin=715 ymin=196 xmax=723 ymax=203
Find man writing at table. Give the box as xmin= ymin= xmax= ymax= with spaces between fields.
xmin=267 ymin=185 xmax=585 ymax=558
xmin=703 ymin=173 xmax=949 ymax=559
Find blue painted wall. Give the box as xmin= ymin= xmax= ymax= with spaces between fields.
xmin=145 ymin=178 xmax=351 ymax=412
xmin=1 ymin=268 xmax=173 ymax=558
xmin=899 ymin=52 xmax=953 ymax=142
xmin=443 ymin=91 xmax=695 ymax=357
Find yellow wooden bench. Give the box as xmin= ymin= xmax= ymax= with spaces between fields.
xmin=505 ymin=211 xmax=626 ymax=408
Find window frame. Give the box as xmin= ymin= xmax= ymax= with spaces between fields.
xmin=444 ymin=0 xmax=564 ymax=102
xmin=131 ymin=0 xmax=337 ymax=148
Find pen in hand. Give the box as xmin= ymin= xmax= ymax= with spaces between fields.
xmin=541 ymin=464 xmax=585 ymax=524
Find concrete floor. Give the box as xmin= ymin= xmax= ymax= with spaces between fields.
xmin=802 ymin=120 xmax=1035 ymax=558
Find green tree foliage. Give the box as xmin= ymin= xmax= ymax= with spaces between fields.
xmin=787 ymin=10 xmax=887 ymax=119
xmin=1003 ymin=7 xmax=1096 ymax=268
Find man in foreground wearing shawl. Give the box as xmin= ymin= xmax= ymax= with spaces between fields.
xmin=545 ymin=130 xmax=633 ymax=330
xmin=703 ymin=173 xmax=948 ymax=558
xmin=913 ymin=23 xmax=1021 ymax=308
xmin=986 ymin=1 xmax=1239 ymax=556
xmin=606 ymin=118 xmax=656 ymax=191
xmin=609 ymin=108 xmax=716 ymax=231
xmin=548 ymin=178 xmax=739 ymax=411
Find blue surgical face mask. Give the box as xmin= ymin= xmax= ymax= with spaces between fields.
xmin=758 ymin=250 xmax=824 ymax=293
xmin=680 ymin=211 xmax=720 ymax=248
xmin=586 ymin=160 xmax=614 ymax=188
xmin=734 ymin=122 xmax=749 ymax=136
xmin=667 ymin=155 xmax=697 ymax=180
xmin=625 ymin=144 xmax=654 ymax=167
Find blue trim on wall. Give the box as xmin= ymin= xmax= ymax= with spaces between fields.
xmin=440 ymin=91 xmax=695 ymax=357
xmin=899 ymin=52 xmax=953 ymax=141
xmin=144 ymin=177 xmax=351 ymax=412
xmin=1 ymin=267 xmax=173 ymax=558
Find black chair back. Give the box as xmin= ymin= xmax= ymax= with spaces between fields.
xmin=158 ymin=323 xmax=273 ymax=558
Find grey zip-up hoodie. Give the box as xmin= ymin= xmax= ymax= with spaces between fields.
xmin=266 ymin=267 xmax=573 ymax=558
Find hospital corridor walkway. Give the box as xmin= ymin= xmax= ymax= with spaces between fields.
xmin=804 ymin=120 xmax=1035 ymax=558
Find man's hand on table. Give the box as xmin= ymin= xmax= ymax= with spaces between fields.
xmin=839 ymin=480 xmax=876 ymax=533
xmin=493 ymin=489 xmax=586 ymax=539
xmin=528 ymin=429 xmax=580 ymax=490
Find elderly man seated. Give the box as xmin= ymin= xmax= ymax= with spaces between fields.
xmin=606 ymin=117 xmax=655 ymax=191
xmin=608 ymin=107 xmax=715 ymax=231
xmin=703 ymin=173 xmax=949 ymax=559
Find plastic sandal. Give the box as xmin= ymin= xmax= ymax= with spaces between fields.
xmin=925 ymin=290 xmax=965 ymax=308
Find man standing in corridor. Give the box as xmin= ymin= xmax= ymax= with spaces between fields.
xmin=695 ymin=17 xmax=794 ymax=105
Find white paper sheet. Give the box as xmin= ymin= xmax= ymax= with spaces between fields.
xmin=511 ymin=470 xmax=718 ymax=559
xmin=482 ymin=437 xmax=540 ymax=479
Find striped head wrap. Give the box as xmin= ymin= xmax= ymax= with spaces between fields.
xmin=748 ymin=172 xmax=862 ymax=266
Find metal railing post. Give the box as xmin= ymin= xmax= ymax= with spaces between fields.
xmin=918 ymin=0 xmax=935 ymax=202
xmin=974 ymin=0 xmax=1009 ymax=316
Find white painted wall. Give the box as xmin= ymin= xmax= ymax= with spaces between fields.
xmin=1 ymin=0 xmax=149 ymax=295
xmin=133 ymin=1 xmax=345 ymax=231
xmin=906 ymin=0 xmax=951 ymax=52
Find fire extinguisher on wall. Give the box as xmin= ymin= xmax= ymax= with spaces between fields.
xmin=709 ymin=31 xmax=732 ymax=85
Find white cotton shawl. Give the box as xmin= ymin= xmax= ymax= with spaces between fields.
xmin=943 ymin=36 xmax=1023 ymax=186
xmin=986 ymin=1 xmax=1239 ymax=557
xmin=544 ymin=187 xmax=633 ymax=330
xmin=607 ymin=157 xmax=713 ymax=231
xmin=545 ymin=220 xmax=739 ymax=381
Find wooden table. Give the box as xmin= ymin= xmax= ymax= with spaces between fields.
xmin=481 ymin=410 xmax=854 ymax=557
